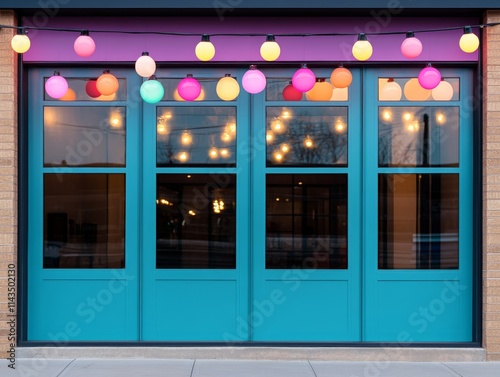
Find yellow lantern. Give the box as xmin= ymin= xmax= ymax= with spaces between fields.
xmin=216 ymin=75 xmax=240 ymax=101
xmin=11 ymin=32 xmax=31 ymax=54
xmin=403 ymin=78 xmax=431 ymax=101
xmin=352 ymin=33 xmax=373 ymax=61
xmin=306 ymin=79 xmax=334 ymax=101
xmin=459 ymin=26 xmax=479 ymax=53
xmin=260 ymin=34 xmax=281 ymax=61
xmin=195 ymin=34 xmax=215 ymax=61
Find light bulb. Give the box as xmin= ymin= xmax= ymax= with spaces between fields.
xmin=219 ymin=148 xmax=230 ymax=158
xmin=379 ymin=78 xmax=402 ymax=101
xmin=404 ymin=78 xmax=431 ymax=101
xmin=402 ymin=112 xmax=413 ymax=122
xmin=292 ymin=64 xmax=316 ymax=93
xmin=96 ymin=70 xmax=119 ymax=96
xmin=303 ymin=136 xmax=314 ymax=148
xmin=177 ymin=151 xmax=189 ymax=162
xmin=177 ymin=74 xmax=201 ymax=101
xmin=334 ymin=121 xmax=345 ymax=133
xmin=45 ymin=72 xmax=69 ymax=99
xmin=181 ymin=131 xmax=193 ymax=146
xmin=209 ymin=147 xmax=219 ymax=159
xmin=221 ymin=131 xmax=232 ymax=142
xmin=11 ymin=30 xmax=30 ymax=54
xmin=140 ymin=76 xmax=164 ymax=104
xmin=260 ymin=34 xmax=280 ymax=61
xmin=157 ymin=123 xmax=168 ymax=135
xmin=216 ymin=74 xmax=240 ymax=101
xmin=271 ymin=119 xmax=286 ymax=134
xmin=135 ymin=52 xmax=156 ymax=78
xmin=436 ymin=113 xmax=446 ymax=125
xmin=242 ymin=65 xmax=266 ymax=94
xmin=401 ymin=32 xmax=422 ymax=59
xmin=266 ymin=131 xmax=274 ymax=143
xmin=418 ymin=64 xmax=442 ymax=90
xmin=459 ymin=26 xmax=479 ymax=53
xmin=280 ymin=143 xmax=291 ymax=153
xmin=431 ymin=80 xmax=454 ymax=101
xmin=74 ymin=31 xmax=96 ymax=58
xmin=282 ymin=82 xmax=303 ymax=101
xmin=382 ymin=110 xmax=393 ymax=122
xmin=330 ymin=66 xmax=352 ymax=89
xmin=273 ymin=150 xmax=284 ymax=162
xmin=195 ymin=34 xmax=215 ymax=61
xmin=352 ymin=33 xmax=373 ymax=61
xmin=306 ymin=78 xmax=333 ymax=101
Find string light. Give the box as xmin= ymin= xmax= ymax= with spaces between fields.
xmin=352 ymin=33 xmax=373 ymax=61
xmin=96 ymin=70 xmax=119 ymax=96
xmin=74 ymin=30 xmax=95 ymax=57
xmin=260 ymin=34 xmax=280 ymax=61
xmin=459 ymin=26 xmax=480 ymax=53
xmin=135 ymin=52 xmax=156 ymax=77
xmin=418 ymin=64 xmax=442 ymax=90
xmin=306 ymin=78 xmax=333 ymax=101
xmin=330 ymin=66 xmax=352 ymax=89
xmin=181 ymin=131 xmax=193 ymax=146
xmin=242 ymin=65 xmax=266 ymax=94
xmin=45 ymin=71 xmax=69 ymax=99
xmin=195 ymin=34 xmax=215 ymax=61
xmin=292 ymin=64 xmax=316 ymax=93
xmin=216 ymin=74 xmax=240 ymax=101
xmin=11 ymin=28 xmax=30 ymax=54
xmin=400 ymin=32 xmax=422 ymax=59
xmin=177 ymin=74 xmax=201 ymax=101
xmin=140 ymin=75 xmax=164 ymax=104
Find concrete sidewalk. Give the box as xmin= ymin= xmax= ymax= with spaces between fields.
xmin=1 ymin=359 xmax=500 ymax=377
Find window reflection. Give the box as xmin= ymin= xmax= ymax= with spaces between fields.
xmin=266 ymin=107 xmax=348 ymax=166
xmin=266 ymin=78 xmax=349 ymax=102
xmin=44 ymin=174 xmax=125 ymax=269
xmin=156 ymin=174 xmax=236 ymax=269
xmin=156 ymin=107 xmax=236 ymax=166
xmin=266 ymin=174 xmax=347 ymax=269
xmin=43 ymin=77 xmax=127 ymax=101
xmin=378 ymin=174 xmax=458 ymax=269
xmin=378 ymin=107 xmax=459 ymax=167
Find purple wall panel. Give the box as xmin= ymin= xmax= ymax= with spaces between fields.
xmin=22 ymin=17 xmax=479 ymax=63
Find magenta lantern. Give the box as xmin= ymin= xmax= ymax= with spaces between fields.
xmin=418 ymin=64 xmax=442 ymax=90
xmin=74 ymin=31 xmax=96 ymax=58
xmin=45 ymin=72 xmax=69 ymax=99
xmin=85 ymin=79 xmax=101 ymax=98
xmin=282 ymin=82 xmax=302 ymax=101
xmin=177 ymin=75 xmax=201 ymax=101
xmin=292 ymin=65 xmax=316 ymax=93
xmin=401 ymin=32 xmax=422 ymax=59
xmin=242 ymin=65 xmax=266 ymax=94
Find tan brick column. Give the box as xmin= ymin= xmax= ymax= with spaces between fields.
xmin=483 ymin=10 xmax=500 ymax=361
xmin=0 ymin=10 xmax=18 ymax=356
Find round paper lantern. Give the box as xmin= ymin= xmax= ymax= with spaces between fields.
xmin=85 ymin=79 xmax=101 ymax=98
xmin=379 ymin=78 xmax=402 ymax=101
xmin=431 ymin=80 xmax=454 ymax=101
xmin=260 ymin=34 xmax=281 ymax=61
xmin=195 ymin=34 xmax=215 ymax=61
xmin=282 ymin=82 xmax=303 ymax=101
xmin=216 ymin=75 xmax=240 ymax=101
xmin=418 ymin=65 xmax=442 ymax=90
xmin=140 ymin=77 xmax=164 ymax=104
xmin=74 ymin=31 xmax=95 ymax=58
xmin=330 ymin=67 xmax=352 ymax=89
xmin=96 ymin=70 xmax=119 ymax=96
xmin=459 ymin=26 xmax=479 ymax=53
xmin=404 ymin=78 xmax=431 ymax=101
xmin=401 ymin=32 xmax=422 ymax=59
xmin=242 ymin=65 xmax=266 ymax=94
xmin=352 ymin=33 xmax=373 ymax=61
xmin=45 ymin=72 xmax=69 ymax=99
xmin=11 ymin=33 xmax=30 ymax=54
xmin=60 ymin=88 xmax=76 ymax=101
xmin=177 ymin=75 xmax=201 ymax=101
xmin=306 ymin=79 xmax=333 ymax=101
xmin=135 ymin=52 xmax=156 ymax=78
xmin=292 ymin=65 xmax=316 ymax=93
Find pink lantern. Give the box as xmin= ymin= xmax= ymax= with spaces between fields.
xmin=401 ymin=32 xmax=422 ymax=59
xmin=418 ymin=64 xmax=442 ymax=90
xmin=74 ymin=31 xmax=96 ymax=58
xmin=242 ymin=65 xmax=266 ymax=94
xmin=282 ymin=82 xmax=302 ymax=101
xmin=85 ymin=79 xmax=101 ymax=98
xmin=45 ymin=72 xmax=69 ymax=99
xmin=177 ymin=74 xmax=201 ymax=101
xmin=292 ymin=65 xmax=316 ymax=93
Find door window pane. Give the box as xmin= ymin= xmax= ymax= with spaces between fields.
xmin=44 ymin=174 xmax=125 ymax=269
xmin=266 ymin=107 xmax=348 ymax=166
xmin=156 ymin=174 xmax=236 ymax=269
xmin=44 ymin=106 xmax=126 ymax=167
xmin=156 ymin=107 xmax=236 ymax=166
xmin=378 ymin=174 xmax=459 ymax=269
xmin=266 ymin=174 xmax=347 ymax=269
xmin=378 ymin=107 xmax=459 ymax=167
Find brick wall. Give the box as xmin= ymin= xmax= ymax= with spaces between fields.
xmin=0 ymin=10 xmax=18 ymax=356
xmin=483 ymin=10 xmax=500 ymax=362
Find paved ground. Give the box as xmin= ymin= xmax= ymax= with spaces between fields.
xmin=1 ymin=359 xmax=499 ymax=377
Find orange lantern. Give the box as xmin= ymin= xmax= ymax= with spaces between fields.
xmin=330 ymin=67 xmax=352 ymax=89
xmin=306 ymin=79 xmax=333 ymax=101
xmin=96 ymin=70 xmax=119 ymax=96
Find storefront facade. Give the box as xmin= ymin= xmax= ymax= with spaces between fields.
xmin=1 ymin=1 xmax=500 ymax=360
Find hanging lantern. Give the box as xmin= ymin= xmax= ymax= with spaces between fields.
xmin=85 ymin=79 xmax=101 ymax=98
xmin=74 ymin=30 xmax=96 ymax=58
xmin=330 ymin=66 xmax=352 ymax=89
xmin=404 ymin=78 xmax=431 ymax=101
xmin=418 ymin=64 xmax=441 ymax=90
xmin=59 ymin=88 xmax=76 ymax=101
xmin=242 ymin=65 xmax=266 ymax=94
xmin=292 ymin=64 xmax=316 ymax=93
xmin=401 ymin=32 xmax=422 ymax=59
xmin=216 ymin=74 xmax=240 ymax=101
xmin=260 ymin=34 xmax=281 ymax=62
xmin=177 ymin=74 xmax=201 ymax=101
xmin=195 ymin=34 xmax=215 ymax=61
xmin=140 ymin=76 xmax=165 ymax=104
xmin=96 ymin=70 xmax=119 ymax=96
xmin=45 ymin=72 xmax=69 ymax=99
xmin=352 ymin=33 xmax=373 ymax=61
xmin=11 ymin=29 xmax=30 ymax=54
xmin=135 ymin=52 xmax=156 ymax=78
xmin=459 ymin=26 xmax=480 ymax=53
xmin=379 ymin=78 xmax=402 ymax=101
xmin=282 ymin=81 xmax=303 ymax=101
xmin=306 ymin=78 xmax=333 ymax=101
xmin=431 ymin=79 xmax=454 ymax=101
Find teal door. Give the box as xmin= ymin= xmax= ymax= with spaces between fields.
xmin=27 ymin=67 xmax=474 ymax=342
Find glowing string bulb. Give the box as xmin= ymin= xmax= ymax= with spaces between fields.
xmin=260 ymin=34 xmax=281 ymax=61
xmin=177 ymin=151 xmax=189 ymax=162
xmin=11 ymin=30 xmax=30 ymax=54
xmin=209 ymin=147 xmax=219 ymax=159
xmin=352 ymin=33 xmax=373 ymax=61
xmin=306 ymin=78 xmax=333 ymax=101
xmin=135 ymin=52 xmax=156 ymax=78
xmin=59 ymin=88 xmax=76 ymax=101
xmin=195 ymin=34 xmax=215 ymax=61
xmin=242 ymin=65 xmax=266 ymax=94
xmin=219 ymin=148 xmax=230 ymax=158
xmin=292 ymin=64 xmax=316 ymax=93
xmin=459 ymin=26 xmax=480 ymax=53
xmin=140 ymin=76 xmax=164 ymax=104
xmin=431 ymin=79 xmax=454 ymax=101
xmin=85 ymin=79 xmax=101 ymax=98
xmin=181 ymin=131 xmax=193 ymax=146
xmin=303 ymin=136 xmax=314 ymax=149
xmin=282 ymin=82 xmax=303 ymax=101
xmin=330 ymin=66 xmax=352 ymax=89
xmin=401 ymin=32 xmax=422 ymax=59
xmin=96 ymin=70 xmax=119 ymax=96
xmin=74 ymin=30 xmax=96 ymax=58
xmin=216 ymin=74 xmax=240 ymax=101
xmin=418 ymin=64 xmax=442 ymax=90
xmin=379 ymin=78 xmax=402 ymax=101
xmin=177 ymin=74 xmax=201 ymax=101
xmin=45 ymin=72 xmax=69 ymax=99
